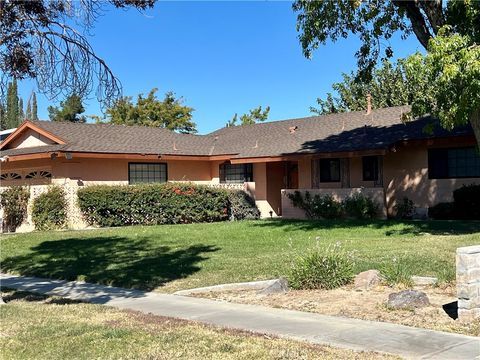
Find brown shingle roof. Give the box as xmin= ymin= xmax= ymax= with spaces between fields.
xmin=0 ymin=105 xmax=474 ymax=158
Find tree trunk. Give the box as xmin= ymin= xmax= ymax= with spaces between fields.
xmin=470 ymin=108 xmax=480 ymax=148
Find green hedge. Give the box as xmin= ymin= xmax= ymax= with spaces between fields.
xmin=77 ymin=183 xmax=233 ymax=227
xmin=32 ymin=186 xmax=67 ymax=231
xmin=0 ymin=186 xmax=30 ymax=232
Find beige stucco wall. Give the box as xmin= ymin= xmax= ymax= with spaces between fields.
xmin=383 ymin=144 xmax=479 ymax=215
xmin=8 ymin=129 xmax=56 ymax=149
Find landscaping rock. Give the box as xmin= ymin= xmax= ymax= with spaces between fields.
xmin=257 ymin=278 xmax=289 ymax=295
xmin=411 ymin=276 xmax=438 ymax=287
xmin=354 ymin=270 xmax=383 ymax=291
xmin=387 ymin=290 xmax=430 ymax=309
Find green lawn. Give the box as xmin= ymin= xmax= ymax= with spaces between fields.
xmin=1 ymin=288 xmax=394 ymax=360
xmin=1 ymin=219 xmax=479 ymax=292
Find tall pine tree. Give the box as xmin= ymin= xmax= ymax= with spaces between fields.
xmin=6 ymin=79 xmax=19 ymax=129
xmin=0 ymin=103 xmax=6 ymax=131
xmin=31 ymin=91 xmax=38 ymax=121
xmin=26 ymin=96 xmax=32 ymax=120
xmin=18 ymin=98 xmax=24 ymax=121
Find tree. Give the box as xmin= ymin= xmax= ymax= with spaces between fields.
xmin=0 ymin=102 xmax=6 ymax=130
xmin=48 ymin=94 xmax=86 ymax=123
xmin=31 ymin=91 xmax=38 ymax=120
xmin=107 ymin=89 xmax=197 ymax=134
xmin=0 ymin=1 xmax=156 ymax=109
xmin=293 ymin=1 xmax=480 ymax=144
xmin=311 ymin=59 xmax=429 ymax=115
xmin=227 ymin=106 xmax=270 ymax=127
xmin=6 ymin=79 xmax=19 ymax=128
xmin=18 ymin=97 xmax=24 ymax=121
xmin=26 ymin=95 xmax=31 ymax=120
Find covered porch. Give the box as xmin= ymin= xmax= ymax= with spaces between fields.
xmin=245 ymin=150 xmax=388 ymax=219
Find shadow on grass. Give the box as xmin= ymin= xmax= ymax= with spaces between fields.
xmin=1 ymin=236 xmax=219 ymax=291
xmin=252 ymin=218 xmax=480 ymax=236
xmin=1 ymin=288 xmax=83 ymax=304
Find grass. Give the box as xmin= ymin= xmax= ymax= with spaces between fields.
xmin=0 ymin=288 xmax=396 ymax=360
xmin=1 ymin=219 xmax=479 ymax=292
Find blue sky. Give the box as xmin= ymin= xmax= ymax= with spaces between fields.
xmin=18 ymin=1 xmax=421 ymax=134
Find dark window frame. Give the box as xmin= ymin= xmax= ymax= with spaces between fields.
xmin=362 ymin=156 xmax=379 ymax=181
xmin=128 ymin=162 xmax=168 ymax=184
xmin=219 ymin=163 xmax=253 ymax=184
xmin=319 ymin=158 xmax=341 ymax=183
xmin=428 ymin=147 xmax=480 ymax=179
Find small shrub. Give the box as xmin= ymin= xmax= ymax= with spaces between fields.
xmin=77 ymin=182 xmax=230 ymax=227
xmin=394 ymin=197 xmax=415 ymax=219
xmin=428 ymin=202 xmax=456 ymax=220
xmin=287 ymin=191 xmax=343 ymax=219
xmin=343 ymin=193 xmax=379 ymax=219
xmin=453 ymin=184 xmax=480 ymax=220
xmin=289 ymin=245 xmax=355 ymax=290
xmin=227 ymin=190 xmax=260 ymax=220
xmin=32 ymin=186 xmax=67 ymax=231
xmin=0 ymin=186 xmax=30 ymax=232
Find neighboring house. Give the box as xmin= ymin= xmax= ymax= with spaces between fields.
xmin=0 ymin=128 xmax=16 ymax=142
xmin=0 ymin=105 xmax=478 ymax=223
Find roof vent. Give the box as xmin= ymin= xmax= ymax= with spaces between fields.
xmin=289 ymin=126 xmax=298 ymax=134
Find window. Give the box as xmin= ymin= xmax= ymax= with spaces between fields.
xmin=362 ymin=156 xmax=379 ymax=181
xmin=320 ymin=158 xmax=340 ymax=182
xmin=128 ymin=163 xmax=167 ymax=184
xmin=219 ymin=163 xmax=253 ymax=183
xmin=428 ymin=147 xmax=480 ymax=179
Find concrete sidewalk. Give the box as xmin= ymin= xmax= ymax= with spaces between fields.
xmin=1 ymin=273 xmax=479 ymax=359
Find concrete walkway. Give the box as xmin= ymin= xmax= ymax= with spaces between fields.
xmin=1 ymin=273 xmax=479 ymax=360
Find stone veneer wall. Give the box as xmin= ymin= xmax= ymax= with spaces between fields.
xmin=456 ymin=245 xmax=480 ymax=322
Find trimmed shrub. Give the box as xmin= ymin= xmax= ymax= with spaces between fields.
xmin=394 ymin=197 xmax=415 ymax=219
xmin=287 ymin=191 xmax=343 ymax=219
xmin=453 ymin=184 xmax=480 ymax=220
xmin=289 ymin=245 xmax=355 ymax=290
xmin=227 ymin=190 xmax=260 ymax=220
xmin=429 ymin=202 xmax=456 ymax=220
xmin=0 ymin=186 xmax=30 ymax=232
xmin=343 ymin=193 xmax=379 ymax=220
xmin=32 ymin=186 xmax=67 ymax=231
xmin=77 ymin=182 xmax=230 ymax=227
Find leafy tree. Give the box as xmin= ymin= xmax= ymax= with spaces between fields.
xmin=48 ymin=94 xmax=86 ymax=123
xmin=294 ymin=1 xmax=480 ymax=144
xmin=311 ymin=59 xmax=428 ymax=115
xmin=107 ymin=89 xmax=197 ymax=134
xmin=6 ymin=79 xmax=19 ymax=128
xmin=0 ymin=1 xmax=156 ymax=108
xmin=227 ymin=106 xmax=270 ymax=127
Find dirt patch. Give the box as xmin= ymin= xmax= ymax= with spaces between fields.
xmin=190 ymin=284 xmax=480 ymax=336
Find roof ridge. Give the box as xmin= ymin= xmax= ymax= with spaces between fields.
xmin=207 ymin=105 xmax=411 ymax=135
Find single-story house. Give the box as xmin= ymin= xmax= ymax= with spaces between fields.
xmin=0 ymin=105 xmax=478 ymax=223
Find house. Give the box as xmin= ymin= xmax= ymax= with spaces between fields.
xmin=0 ymin=105 xmax=478 ymax=226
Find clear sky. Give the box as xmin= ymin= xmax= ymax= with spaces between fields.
xmin=18 ymin=1 xmax=421 ymax=134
